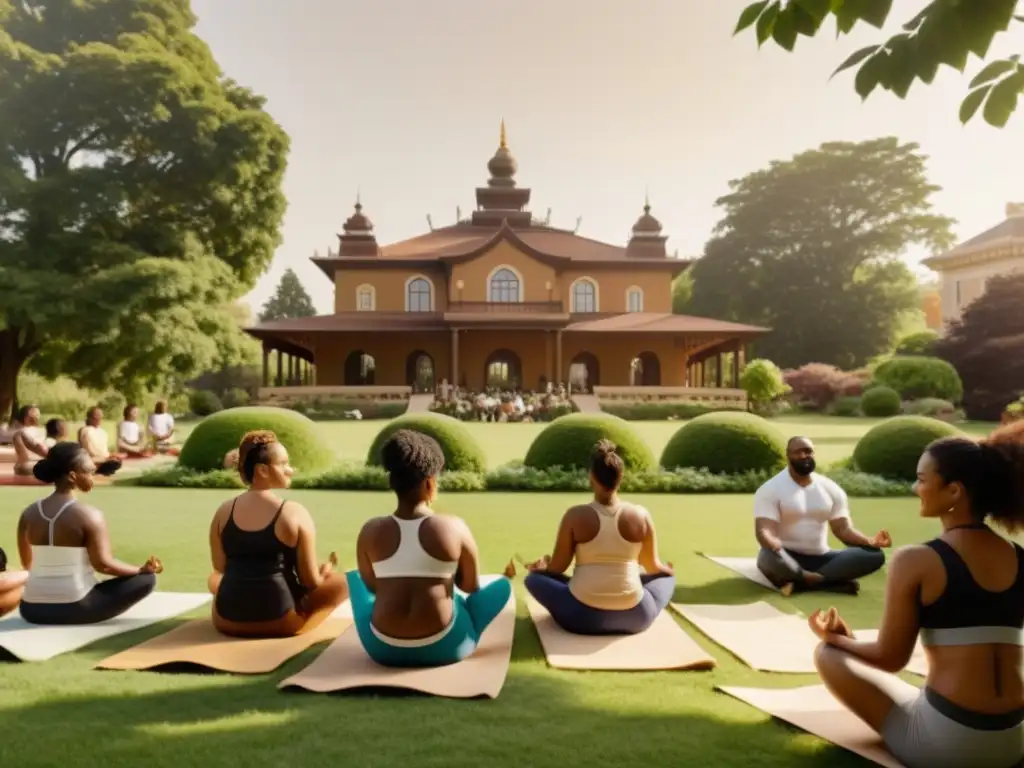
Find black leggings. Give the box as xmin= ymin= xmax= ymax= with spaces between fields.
xmin=20 ymin=573 xmax=156 ymax=625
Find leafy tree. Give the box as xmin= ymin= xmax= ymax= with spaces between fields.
xmin=0 ymin=0 xmax=289 ymax=419
xmin=671 ymin=271 xmax=693 ymax=314
xmin=259 ymin=268 xmax=317 ymax=321
xmin=740 ymin=358 xmax=790 ymax=414
xmin=686 ymin=138 xmax=954 ymax=369
xmin=735 ymin=0 xmax=1024 ymax=127
xmin=935 ymin=272 xmax=1024 ymax=420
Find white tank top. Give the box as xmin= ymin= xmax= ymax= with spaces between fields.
xmin=569 ymin=501 xmax=644 ymax=611
xmin=371 ymin=516 xmax=458 ymax=579
xmin=21 ymin=499 xmax=98 ymax=604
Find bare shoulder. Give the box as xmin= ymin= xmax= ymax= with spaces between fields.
xmin=73 ymin=500 xmax=106 ymax=526
xmin=434 ymin=514 xmax=472 ymax=538
xmin=358 ymin=515 xmax=394 ymax=537
xmin=563 ymin=503 xmax=594 ymax=521
xmin=888 ymin=544 xmax=936 ymax=577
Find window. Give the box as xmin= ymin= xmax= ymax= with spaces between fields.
xmin=571 ymin=278 xmax=597 ymax=313
xmin=356 ymin=284 xmax=375 ymax=311
xmin=626 ymin=287 xmax=643 ymax=312
xmin=955 ymin=280 xmax=961 ymax=307
xmin=488 ymin=267 xmax=521 ymax=303
xmin=406 ymin=276 xmax=433 ymax=312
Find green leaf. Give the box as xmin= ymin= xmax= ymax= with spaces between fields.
xmin=886 ymin=38 xmax=919 ymax=99
xmin=982 ymin=70 xmax=1024 ymax=127
xmin=756 ymin=1 xmax=781 ymax=45
xmin=854 ymin=53 xmax=885 ymax=99
xmin=969 ymin=58 xmax=1019 ymax=88
xmin=792 ymin=4 xmax=821 ymax=36
xmin=735 ymin=0 xmax=770 ymax=34
xmin=959 ymin=86 xmax=989 ymax=124
xmin=772 ymin=9 xmax=799 ymax=51
xmin=794 ymin=0 xmax=831 ymax=23
xmin=860 ymin=0 xmax=893 ymax=29
xmin=833 ymin=44 xmax=878 ymax=76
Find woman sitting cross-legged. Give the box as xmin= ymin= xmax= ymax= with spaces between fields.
xmin=809 ymin=422 xmax=1024 ymax=768
xmin=16 ymin=442 xmax=159 ymax=625
xmin=523 ymin=440 xmax=676 ymax=635
xmin=348 ymin=429 xmax=512 ymax=667
xmin=0 ymin=547 xmax=29 ymax=618
xmin=208 ymin=430 xmax=348 ymax=638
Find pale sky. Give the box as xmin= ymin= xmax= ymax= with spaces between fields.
xmin=190 ymin=0 xmax=1024 ymax=316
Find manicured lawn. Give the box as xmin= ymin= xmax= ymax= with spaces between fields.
xmin=0 ymin=486 xmax=934 ymax=768
xmin=168 ymin=413 xmax=997 ymax=469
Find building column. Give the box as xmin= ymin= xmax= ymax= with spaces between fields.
xmin=544 ymin=331 xmax=553 ymax=383
xmin=555 ymin=330 xmax=563 ymax=385
xmin=715 ymin=353 xmax=723 ymax=388
xmin=732 ymin=341 xmax=741 ymax=388
xmin=450 ymin=329 xmax=460 ymax=386
xmin=275 ymin=350 xmax=283 ymax=387
xmin=261 ymin=344 xmax=269 ymax=387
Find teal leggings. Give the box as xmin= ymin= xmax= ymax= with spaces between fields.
xmin=346 ymin=570 xmax=512 ymax=668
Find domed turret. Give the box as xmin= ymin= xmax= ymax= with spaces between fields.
xmin=472 ymin=119 xmax=532 ymax=227
xmin=486 ymin=119 xmax=517 ymax=185
xmin=337 ymin=195 xmax=379 ymax=257
xmin=632 ymin=199 xmax=663 ymax=236
xmin=626 ymin=195 xmax=668 ymax=258
xmin=343 ymin=198 xmax=373 ymax=235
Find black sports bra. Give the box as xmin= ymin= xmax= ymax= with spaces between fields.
xmin=917 ymin=526 xmax=1024 ymax=647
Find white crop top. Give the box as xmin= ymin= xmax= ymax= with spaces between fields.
xmin=21 ymin=499 xmax=98 ymax=604
xmin=371 ymin=516 xmax=459 ymax=579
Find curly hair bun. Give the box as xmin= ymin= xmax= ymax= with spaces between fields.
xmin=32 ymin=457 xmax=60 ymax=484
xmin=594 ymin=439 xmax=618 ymax=456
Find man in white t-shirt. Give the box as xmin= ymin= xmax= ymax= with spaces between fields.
xmin=147 ymin=400 xmax=176 ymax=453
xmin=754 ymin=436 xmax=891 ymax=595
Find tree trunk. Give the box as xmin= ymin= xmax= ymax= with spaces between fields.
xmin=0 ymin=326 xmax=37 ymax=423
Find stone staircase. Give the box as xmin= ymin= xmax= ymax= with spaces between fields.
xmin=405 ymin=394 xmax=435 ymax=413
xmin=571 ymin=394 xmax=601 ymax=413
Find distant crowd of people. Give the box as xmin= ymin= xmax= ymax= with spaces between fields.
xmin=430 ymin=379 xmax=575 ymax=422
xmin=1 ymin=402 xmax=177 ymax=477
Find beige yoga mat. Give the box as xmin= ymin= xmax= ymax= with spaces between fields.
xmin=0 ymin=592 xmax=211 ymax=662
xmin=719 ymin=677 xmax=921 ymax=768
xmin=96 ymin=603 xmax=352 ymax=674
xmin=278 ymin=592 xmax=516 ymax=698
xmin=700 ymin=554 xmax=777 ymax=591
xmin=527 ymin=596 xmax=716 ymax=671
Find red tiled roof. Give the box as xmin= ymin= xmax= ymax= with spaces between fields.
xmin=246 ymin=313 xmax=447 ymax=334
xmin=564 ymin=313 xmax=769 ymax=335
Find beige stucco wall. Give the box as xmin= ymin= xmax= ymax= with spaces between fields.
xmin=936 ymin=254 xmax=1024 ymax=324
xmin=334 ymin=269 xmax=447 ymax=313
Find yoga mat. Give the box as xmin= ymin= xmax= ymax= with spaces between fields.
xmin=0 ymin=591 xmax=211 ymax=662
xmin=96 ymin=603 xmax=352 ymax=674
xmin=718 ymin=679 xmax=920 ymax=768
xmin=672 ymin=601 xmax=818 ymax=673
xmin=527 ymin=596 xmax=716 ymax=671
xmin=700 ymin=554 xmax=777 ymax=591
xmin=279 ymin=592 xmax=515 ymax=698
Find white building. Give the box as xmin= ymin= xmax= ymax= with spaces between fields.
xmin=923 ymin=203 xmax=1024 ymax=327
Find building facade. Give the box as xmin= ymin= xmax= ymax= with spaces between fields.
xmin=246 ymin=126 xmax=769 ymax=398
xmin=923 ymin=203 xmax=1024 ymax=327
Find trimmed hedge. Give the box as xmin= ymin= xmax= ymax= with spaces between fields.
xmin=860 ymin=386 xmax=901 ymax=417
xmin=523 ymin=413 xmax=656 ymax=472
xmin=660 ymin=411 xmax=788 ymax=474
xmin=599 ymin=402 xmax=717 ymax=420
xmin=131 ymin=461 xmax=913 ymax=497
xmin=177 ymin=406 xmax=335 ymax=473
xmin=365 ymin=413 xmax=487 ymax=474
xmin=853 ymin=415 xmax=965 ymax=481
xmin=872 ymin=355 xmax=963 ymax=402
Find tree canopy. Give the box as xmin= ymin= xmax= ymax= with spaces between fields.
xmin=935 ymin=272 xmax=1024 ymax=420
xmin=685 ymin=137 xmax=954 ymax=370
xmin=0 ymin=0 xmax=289 ymax=417
xmin=736 ymin=0 xmax=1024 ymax=127
xmin=259 ymin=268 xmax=316 ymax=321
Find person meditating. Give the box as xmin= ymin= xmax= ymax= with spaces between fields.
xmin=12 ymin=405 xmax=48 ymax=477
xmin=147 ymin=400 xmax=176 ymax=454
xmin=348 ymin=429 xmax=511 ymax=667
xmin=78 ymin=406 xmax=112 ymax=462
xmin=0 ymin=547 xmax=29 ymax=618
xmin=44 ymin=418 xmax=67 ymax=448
xmin=116 ymin=404 xmax=148 ymax=458
xmin=208 ymin=430 xmax=348 ymax=638
xmin=755 ymin=436 xmax=889 ymax=595
xmin=16 ymin=442 xmax=160 ymax=624
xmin=809 ymin=423 xmax=1024 ymax=768
xmin=521 ymin=439 xmax=675 ymax=635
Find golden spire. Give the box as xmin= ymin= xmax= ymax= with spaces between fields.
xmin=499 ymin=118 xmax=507 ymax=149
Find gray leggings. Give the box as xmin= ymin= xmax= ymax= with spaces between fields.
xmin=883 ymin=687 xmax=1024 ymax=768
xmin=756 ymin=546 xmax=884 ymax=589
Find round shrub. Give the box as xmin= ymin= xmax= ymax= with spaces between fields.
xmin=860 ymin=386 xmax=901 ymax=417
xmin=188 ymin=389 xmax=223 ymax=417
xmin=894 ymin=329 xmax=939 ymax=357
xmin=221 ymin=388 xmax=251 ymax=409
xmin=660 ymin=411 xmax=788 ymax=474
xmin=366 ymin=413 xmax=486 ymax=474
xmin=872 ymin=355 xmax=963 ymax=402
xmin=903 ymin=397 xmax=957 ymax=420
xmin=523 ymin=413 xmax=655 ymax=472
xmin=178 ymin=406 xmax=335 ymax=473
xmin=853 ymin=415 xmax=965 ymax=481
xmin=829 ymin=396 xmax=862 ymax=417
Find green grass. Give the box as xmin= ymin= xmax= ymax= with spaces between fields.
xmin=166 ymin=414 xmax=996 ymax=469
xmin=0 ymin=486 xmax=935 ymax=767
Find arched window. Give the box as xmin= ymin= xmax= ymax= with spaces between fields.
xmin=571 ymin=278 xmax=598 ymax=313
xmin=356 ymin=284 xmax=376 ymax=311
xmin=626 ymin=286 xmax=643 ymax=313
xmin=488 ymin=267 xmax=521 ymax=303
xmin=405 ymin=276 xmax=433 ymax=312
